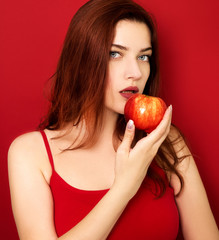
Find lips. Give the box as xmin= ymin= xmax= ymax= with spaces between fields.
xmin=119 ymin=86 xmax=139 ymax=99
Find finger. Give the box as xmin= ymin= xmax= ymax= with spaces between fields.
xmin=117 ymin=120 xmax=135 ymax=155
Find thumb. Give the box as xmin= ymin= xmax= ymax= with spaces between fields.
xmin=118 ymin=120 xmax=135 ymax=154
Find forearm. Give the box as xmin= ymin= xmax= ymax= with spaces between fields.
xmin=59 ymin=185 xmax=130 ymax=240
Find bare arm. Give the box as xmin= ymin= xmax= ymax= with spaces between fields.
xmin=169 ymin=128 xmax=219 ymax=240
xmin=8 ymin=106 xmax=172 ymax=240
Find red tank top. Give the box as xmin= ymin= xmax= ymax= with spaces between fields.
xmin=40 ymin=130 xmax=179 ymax=239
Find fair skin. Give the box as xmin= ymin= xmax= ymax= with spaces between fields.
xmin=8 ymin=20 xmax=218 ymax=240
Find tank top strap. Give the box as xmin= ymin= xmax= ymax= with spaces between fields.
xmin=40 ymin=130 xmax=55 ymax=170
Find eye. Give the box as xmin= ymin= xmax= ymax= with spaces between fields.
xmin=110 ymin=51 xmax=121 ymax=59
xmin=138 ymin=55 xmax=150 ymax=62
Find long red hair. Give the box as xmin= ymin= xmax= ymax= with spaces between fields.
xmin=40 ymin=0 xmax=186 ymax=197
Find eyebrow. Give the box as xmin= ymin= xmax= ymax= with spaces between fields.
xmin=111 ymin=44 xmax=152 ymax=52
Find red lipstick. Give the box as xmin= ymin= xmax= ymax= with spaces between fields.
xmin=119 ymin=86 xmax=139 ymax=99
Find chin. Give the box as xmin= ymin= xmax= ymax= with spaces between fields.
xmin=105 ymin=99 xmax=126 ymax=115
xmin=118 ymin=110 xmax=125 ymax=115
xmin=117 ymin=106 xmax=125 ymax=115
xmin=105 ymin=106 xmax=125 ymax=116
xmin=117 ymin=103 xmax=126 ymax=115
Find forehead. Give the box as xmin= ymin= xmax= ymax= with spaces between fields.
xmin=112 ymin=20 xmax=151 ymax=48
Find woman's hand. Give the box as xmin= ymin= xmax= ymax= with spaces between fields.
xmin=113 ymin=105 xmax=172 ymax=199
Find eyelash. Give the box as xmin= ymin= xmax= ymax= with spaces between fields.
xmin=138 ymin=55 xmax=151 ymax=62
xmin=110 ymin=51 xmax=121 ymax=58
xmin=110 ymin=51 xmax=151 ymax=62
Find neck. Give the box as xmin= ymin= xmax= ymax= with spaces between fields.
xmin=60 ymin=109 xmax=121 ymax=151
xmin=95 ymin=108 xmax=119 ymax=148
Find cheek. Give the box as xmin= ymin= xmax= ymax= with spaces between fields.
xmin=104 ymin=76 xmax=115 ymax=106
xmin=105 ymin=66 xmax=120 ymax=97
xmin=105 ymin=69 xmax=114 ymax=91
xmin=139 ymin=65 xmax=150 ymax=91
xmin=142 ymin=63 xmax=150 ymax=77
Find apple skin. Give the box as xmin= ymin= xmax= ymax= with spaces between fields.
xmin=124 ymin=93 xmax=167 ymax=133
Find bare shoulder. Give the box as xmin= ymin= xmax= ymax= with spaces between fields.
xmin=168 ymin=124 xmax=185 ymax=144
xmin=168 ymin=127 xmax=219 ymax=238
xmin=8 ymin=131 xmax=58 ymax=239
xmin=168 ymin=124 xmax=192 ymax=164
xmin=8 ymin=131 xmax=51 ymax=183
xmin=167 ymin=125 xmax=194 ymax=193
xmin=8 ymin=131 xmax=44 ymax=163
xmin=9 ymin=131 xmax=42 ymax=151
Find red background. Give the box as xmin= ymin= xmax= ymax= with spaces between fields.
xmin=1 ymin=0 xmax=219 ymax=239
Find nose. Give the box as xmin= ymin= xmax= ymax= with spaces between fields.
xmin=124 ymin=58 xmax=142 ymax=80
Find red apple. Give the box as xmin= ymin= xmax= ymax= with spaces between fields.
xmin=124 ymin=93 xmax=167 ymax=133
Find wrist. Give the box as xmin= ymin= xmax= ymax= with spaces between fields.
xmin=110 ymin=181 xmax=135 ymax=202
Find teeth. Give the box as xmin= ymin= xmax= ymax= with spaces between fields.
xmin=121 ymin=90 xmax=134 ymax=93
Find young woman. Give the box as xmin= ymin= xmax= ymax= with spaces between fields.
xmin=8 ymin=0 xmax=218 ymax=239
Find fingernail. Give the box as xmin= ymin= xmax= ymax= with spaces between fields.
xmin=127 ymin=120 xmax=134 ymax=130
xmin=169 ymin=105 xmax=172 ymax=112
